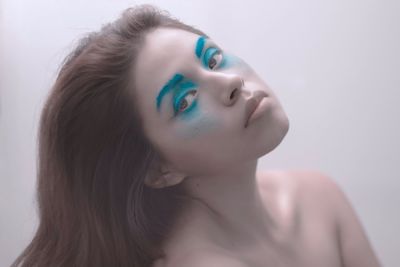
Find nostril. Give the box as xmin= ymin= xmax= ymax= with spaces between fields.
xmin=230 ymin=88 xmax=238 ymax=100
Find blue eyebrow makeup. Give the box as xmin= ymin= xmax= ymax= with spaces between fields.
xmin=156 ymin=73 xmax=184 ymax=112
xmin=155 ymin=72 xmax=219 ymax=138
xmin=156 ymin=73 xmax=199 ymax=118
xmin=155 ymin=36 xmax=207 ymax=115
xmin=155 ymin=35 xmax=243 ymax=119
xmin=153 ymin=35 xmax=231 ymax=139
xmin=195 ymin=36 xmax=207 ymax=58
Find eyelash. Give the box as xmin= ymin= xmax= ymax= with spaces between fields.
xmin=174 ymin=90 xmax=198 ymax=116
xmin=203 ymin=47 xmax=224 ymax=70
xmin=173 ymin=47 xmax=224 ymax=117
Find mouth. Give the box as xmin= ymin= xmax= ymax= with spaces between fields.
xmin=244 ymin=91 xmax=268 ymax=128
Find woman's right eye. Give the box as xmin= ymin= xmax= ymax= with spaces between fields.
xmin=175 ymin=90 xmax=197 ymax=115
xmin=203 ymin=47 xmax=224 ymax=70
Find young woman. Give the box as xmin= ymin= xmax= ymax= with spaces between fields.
xmin=11 ymin=4 xmax=381 ymax=267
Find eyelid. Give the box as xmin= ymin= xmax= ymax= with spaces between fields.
xmin=173 ymin=89 xmax=197 ymax=116
xmin=203 ymin=47 xmax=219 ymax=67
xmin=172 ymin=81 xmax=197 ymax=115
xmin=198 ymin=39 xmax=220 ymax=58
xmin=173 ymin=89 xmax=189 ymax=113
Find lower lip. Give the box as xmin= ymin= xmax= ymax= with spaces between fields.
xmin=246 ymin=97 xmax=270 ymax=127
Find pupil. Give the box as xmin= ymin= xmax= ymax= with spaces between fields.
xmin=179 ymin=100 xmax=188 ymax=110
xmin=209 ymin=58 xmax=217 ymax=69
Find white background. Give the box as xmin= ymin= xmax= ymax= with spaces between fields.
xmin=1 ymin=0 xmax=399 ymax=266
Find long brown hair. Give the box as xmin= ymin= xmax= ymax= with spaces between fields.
xmin=11 ymin=4 xmax=208 ymax=267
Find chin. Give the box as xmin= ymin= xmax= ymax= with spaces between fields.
xmin=256 ymin=113 xmax=290 ymax=158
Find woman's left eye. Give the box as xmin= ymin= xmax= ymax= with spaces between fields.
xmin=203 ymin=47 xmax=224 ymax=70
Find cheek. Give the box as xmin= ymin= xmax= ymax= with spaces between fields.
xmin=174 ymin=103 xmax=220 ymax=140
xmin=221 ymin=53 xmax=252 ymax=74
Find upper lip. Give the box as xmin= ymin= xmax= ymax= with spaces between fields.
xmin=244 ymin=90 xmax=268 ymax=127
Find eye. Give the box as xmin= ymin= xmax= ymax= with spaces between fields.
xmin=175 ymin=90 xmax=197 ymax=115
xmin=203 ymin=47 xmax=224 ymax=70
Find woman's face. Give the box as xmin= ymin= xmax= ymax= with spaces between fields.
xmin=133 ymin=27 xmax=289 ymax=176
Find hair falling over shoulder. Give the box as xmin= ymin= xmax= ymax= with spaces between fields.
xmin=11 ymin=4 xmax=207 ymax=267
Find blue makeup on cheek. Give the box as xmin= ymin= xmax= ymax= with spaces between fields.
xmin=219 ymin=52 xmax=254 ymax=78
xmin=169 ymin=49 xmax=243 ymax=138
xmin=174 ymin=104 xmax=220 ymax=140
xmin=220 ymin=52 xmax=244 ymax=69
xmin=176 ymin=98 xmax=199 ymax=120
xmin=156 ymin=36 xmax=246 ymax=139
xmin=169 ymin=77 xmax=219 ymax=138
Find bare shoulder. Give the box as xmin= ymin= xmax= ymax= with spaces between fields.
xmin=259 ymin=169 xmax=361 ymax=223
xmin=258 ymin=169 xmax=345 ymax=206
xmin=286 ymin=169 xmax=344 ymax=204
xmin=163 ymin=249 xmax=247 ymax=267
xmin=266 ymin=169 xmax=340 ymax=192
xmin=258 ymin=169 xmax=381 ymax=267
xmin=257 ymin=168 xmax=357 ymax=242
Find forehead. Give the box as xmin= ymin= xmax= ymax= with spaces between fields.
xmin=142 ymin=27 xmax=200 ymax=57
xmin=133 ymin=27 xmax=202 ymax=117
xmin=135 ymin=27 xmax=200 ymax=82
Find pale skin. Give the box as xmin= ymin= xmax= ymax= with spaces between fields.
xmin=132 ymin=27 xmax=381 ymax=267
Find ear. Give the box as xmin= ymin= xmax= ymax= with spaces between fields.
xmin=144 ymin=163 xmax=187 ymax=189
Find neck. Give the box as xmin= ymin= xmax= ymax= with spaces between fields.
xmin=180 ymin=160 xmax=278 ymax=249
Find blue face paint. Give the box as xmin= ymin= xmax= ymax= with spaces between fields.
xmin=155 ymin=36 xmax=242 ymax=139
xmin=155 ymin=72 xmax=200 ymax=122
xmin=201 ymin=46 xmax=242 ymax=70
xmin=171 ymin=81 xmax=220 ymax=139
xmin=172 ymin=77 xmax=199 ymax=119
xmin=156 ymin=73 xmax=184 ymax=112
xmin=195 ymin=36 xmax=207 ymax=59
xmin=166 ymin=76 xmax=219 ymax=138
xmin=219 ymin=52 xmax=250 ymax=74
xmin=220 ymin=53 xmax=240 ymax=69
xmin=174 ymin=106 xmax=220 ymax=139
xmin=156 ymin=35 xmax=207 ymax=115
xmin=203 ymin=47 xmax=219 ymax=67
xmin=156 ymin=36 xmax=247 ymax=126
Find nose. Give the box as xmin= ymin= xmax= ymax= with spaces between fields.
xmin=206 ymin=72 xmax=244 ymax=106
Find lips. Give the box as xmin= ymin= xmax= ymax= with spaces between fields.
xmin=244 ymin=91 xmax=268 ymax=128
